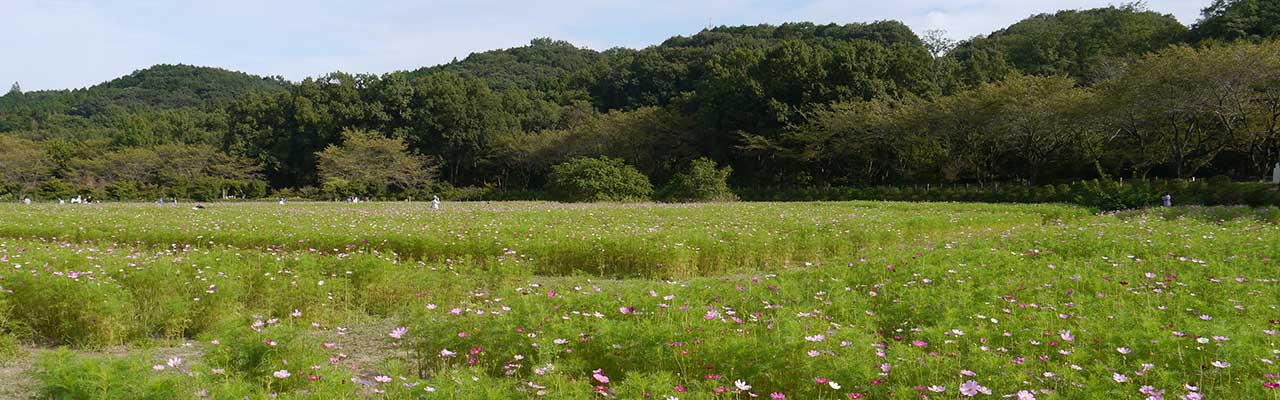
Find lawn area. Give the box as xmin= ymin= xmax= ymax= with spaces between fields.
xmin=0 ymin=201 xmax=1276 ymax=399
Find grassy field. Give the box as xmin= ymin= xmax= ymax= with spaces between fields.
xmin=0 ymin=201 xmax=1277 ymax=399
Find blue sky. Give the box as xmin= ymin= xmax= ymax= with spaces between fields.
xmin=4 ymin=0 xmax=1207 ymax=91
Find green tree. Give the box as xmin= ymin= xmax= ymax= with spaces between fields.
xmin=0 ymin=135 xmax=54 ymax=193
xmin=407 ymin=73 xmax=521 ymax=184
xmin=547 ymin=157 xmax=653 ymax=202
xmin=950 ymin=4 xmax=1187 ymax=83
xmin=1098 ymin=45 xmax=1239 ymax=178
xmin=493 ymin=107 xmax=694 ymax=189
xmin=316 ymin=129 xmax=437 ymax=196
xmin=1190 ymin=41 xmax=1280 ymax=179
xmin=981 ymin=74 xmax=1097 ymax=183
xmin=659 ymin=158 xmax=737 ymax=202
xmin=1193 ymin=0 xmax=1280 ymax=42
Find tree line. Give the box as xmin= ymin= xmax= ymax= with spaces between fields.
xmin=1 ymin=0 xmax=1278 ymax=201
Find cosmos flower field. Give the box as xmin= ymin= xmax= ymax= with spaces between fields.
xmin=0 ymin=201 xmax=1277 ymax=399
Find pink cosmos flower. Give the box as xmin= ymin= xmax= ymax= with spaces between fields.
xmin=770 ymin=393 xmax=785 ymax=399
xmin=959 ymin=380 xmax=990 ymax=396
xmin=374 ymin=375 xmax=392 ymax=383
xmin=273 ymin=370 xmax=291 ymax=379
xmin=389 ymin=327 xmax=407 ymax=339
xmin=1113 ymin=373 xmax=1128 ymax=383
xmin=1017 ymin=390 xmax=1036 ymax=400
xmin=592 ymin=369 xmax=610 ymax=384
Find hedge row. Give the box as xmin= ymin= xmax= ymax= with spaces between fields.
xmin=737 ymin=178 xmax=1280 ymax=210
xmin=0 ymin=178 xmax=269 ymax=202
xmin=7 ymin=177 xmax=1278 ymax=211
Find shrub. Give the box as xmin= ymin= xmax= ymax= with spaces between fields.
xmin=36 ymin=178 xmax=75 ymax=200
xmin=1 ymin=271 xmax=132 ymax=347
xmin=1069 ymin=179 xmax=1158 ymax=210
xmin=33 ymin=350 xmax=187 ymax=400
xmin=547 ymin=157 xmax=653 ymax=202
xmin=659 ymin=158 xmax=738 ymax=202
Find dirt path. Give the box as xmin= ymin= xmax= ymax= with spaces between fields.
xmin=0 ymin=347 xmax=40 ymax=399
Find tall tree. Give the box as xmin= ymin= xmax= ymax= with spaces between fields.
xmin=0 ymin=135 xmax=53 ymax=191
xmin=1099 ymin=45 xmax=1241 ymax=178
xmin=316 ymin=129 xmax=436 ymax=195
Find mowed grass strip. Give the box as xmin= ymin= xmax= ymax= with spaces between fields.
xmin=0 ymin=201 xmax=1082 ymax=277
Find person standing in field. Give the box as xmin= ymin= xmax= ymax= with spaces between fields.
xmin=1161 ymin=193 xmax=1172 ymax=207
xmin=431 ymin=195 xmax=441 ymax=210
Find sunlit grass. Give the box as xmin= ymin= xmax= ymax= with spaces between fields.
xmin=1 ymin=202 xmax=1276 ymax=399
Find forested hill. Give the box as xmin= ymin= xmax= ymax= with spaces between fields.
xmin=1 ymin=64 xmax=287 ymax=117
xmin=949 ymin=5 xmax=1188 ymax=83
xmin=0 ymin=64 xmax=287 ymax=143
xmin=403 ymin=38 xmax=601 ymax=90
xmin=2 ymin=0 xmax=1279 ymax=202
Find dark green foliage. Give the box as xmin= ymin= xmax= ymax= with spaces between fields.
xmin=406 ymin=38 xmax=601 ymax=90
xmin=0 ymin=64 xmax=285 ymax=137
xmin=90 ymin=64 xmax=289 ymax=110
xmin=547 ymin=157 xmax=653 ymax=202
xmin=1193 ymin=0 xmax=1280 ymax=42
xmin=950 ymin=4 xmax=1187 ymax=83
xmin=736 ymin=179 xmax=1280 ymax=210
xmin=659 ymin=158 xmax=738 ymax=202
